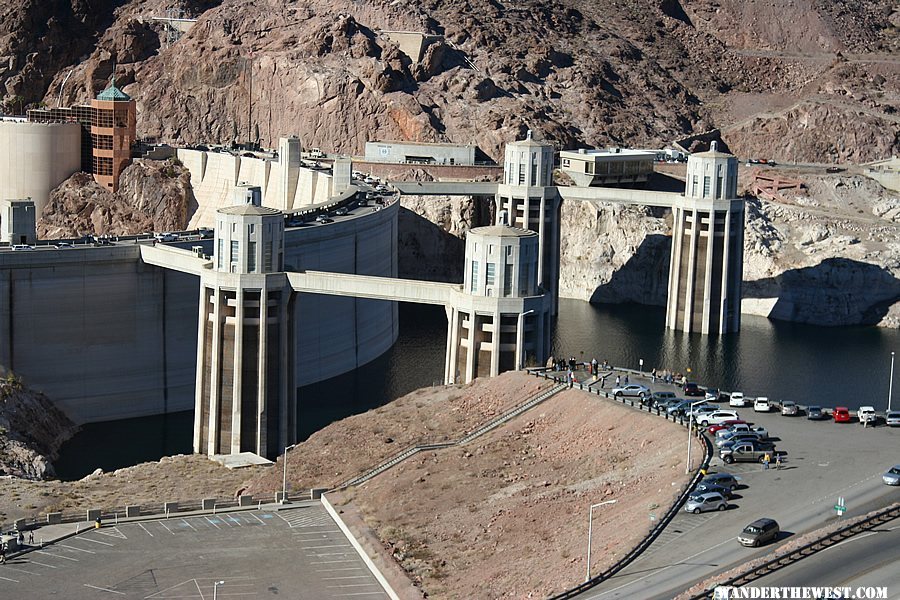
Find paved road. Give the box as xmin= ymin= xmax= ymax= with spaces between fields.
xmin=750 ymin=516 xmax=900 ymax=595
xmin=550 ymin=370 xmax=900 ymax=599
xmin=0 ymin=503 xmax=387 ymax=599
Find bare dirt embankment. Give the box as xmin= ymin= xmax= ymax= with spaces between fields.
xmin=337 ymin=386 xmax=693 ymax=599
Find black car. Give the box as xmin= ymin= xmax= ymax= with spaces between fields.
xmin=683 ymin=382 xmax=704 ymax=397
xmin=701 ymin=472 xmax=740 ymax=491
xmin=694 ymin=481 xmax=735 ymax=499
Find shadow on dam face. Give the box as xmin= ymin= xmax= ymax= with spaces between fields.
xmin=54 ymin=303 xmax=448 ymax=480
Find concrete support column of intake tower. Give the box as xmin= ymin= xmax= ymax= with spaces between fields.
xmin=665 ymin=142 xmax=744 ymax=334
xmin=445 ymin=223 xmax=552 ymax=384
xmin=194 ymin=186 xmax=295 ymax=458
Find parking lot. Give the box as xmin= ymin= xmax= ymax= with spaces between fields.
xmin=1 ymin=503 xmax=387 ymax=599
xmin=559 ymin=371 xmax=900 ymax=599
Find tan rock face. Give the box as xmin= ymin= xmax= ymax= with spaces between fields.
xmin=38 ymin=159 xmax=196 ymax=238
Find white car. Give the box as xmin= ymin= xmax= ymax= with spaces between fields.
xmin=698 ymin=410 xmax=740 ymax=427
xmin=154 ymin=232 xmax=178 ymax=242
xmin=11 ymin=244 xmax=35 ymax=251
xmin=729 ymin=392 xmax=746 ymax=407
xmin=886 ymin=411 xmax=900 ymax=427
xmin=753 ymin=397 xmax=772 ymax=412
xmin=716 ymin=423 xmax=769 ymax=439
xmin=781 ymin=401 xmax=799 ymax=416
xmin=684 ymin=492 xmax=728 ymax=514
xmin=612 ymin=384 xmax=651 ymax=399
xmin=858 ymin=406 xmax=877 ymax=425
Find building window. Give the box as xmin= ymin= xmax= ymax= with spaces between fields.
xmin=217 ymin=239 xmax=224 ymax=269
xmin=470 ymin=261 xmax=479 ymax=292
xmin=230 ymin=240 xmax=239 ymax=264
xmin=264 ymin=241 xmax=273 ymax=271
xmin=518 ymin=164 xmax=526 ymax=185
xmin=703 ymin=176 xmax=711 ymax=198
xmin=248 ymin=223 xmax=255 ymax=234
xmin=486 ymin=262 xmax=496 ymax=286
xmin=717 ymin=175 xmax=724 ymax=199
xmin=248 ymin=241 xmax=257 ymax=272
xmin=692 ymin=175 xmax=698 ymax=196
xmin=503 ymin=265 xmax=513 ymax=297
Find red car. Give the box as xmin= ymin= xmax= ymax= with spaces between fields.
xmin=707 ymin=419 xmax=747 ymax=435
xmin=683 ymin=382 xmax=704 ymax=397
xmin=833 ymin=406 xmax=851 ymax=423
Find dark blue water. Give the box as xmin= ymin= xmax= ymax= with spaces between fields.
xmin=54 ymin=299 xmax=899 ymax=479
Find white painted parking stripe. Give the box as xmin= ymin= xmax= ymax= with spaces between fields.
xmin=249 ymin=513 xmax=266 ymax=526
xmin=293 ymin=530 xmax=340 ymax=534
xmin=180 ymin=518 xmax=196 ymax=531
xmin=95 ymin=527 xmax=127 ymax=539
xmin=322 ymin=575 xmax=373 ymax=580
xmin=26 ymin=559 xmax=57 ymax=568
xmin=138 ymin=523 xmax=154 ymax=537
xmin=328 ymin=583 xmax=382 ymax=588
xmin=36 ymin=550 xmax=78 ymax=561
xmin=0 ymin=575 xmax=19 ymax=583
xmin=84 ymin=583 xmax=126 ymax=595
xmin=316 ymin=567 xmax=365 ymax=572
xmin=80 ymin=536 xmax=114 ymax=546
xmin=58 ymin=543 xmax=95 ymax=554
xmin=299 ymin=544 xmax=350 ymax=549
xmin=0 ymin=565 xmax=38 ymax=575
xmin=158 ymin=521 xmax=176 ymax=535
xmin=332 ymin=593 xmax=387 ymax=597
xmin=310 ymin=560 xmax=356 ymax=564
xmin=205 ymin=516 xmax=221 ymax=529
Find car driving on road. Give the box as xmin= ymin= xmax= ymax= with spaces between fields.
xmin=738 ymin=518 xmax=780 ymax=547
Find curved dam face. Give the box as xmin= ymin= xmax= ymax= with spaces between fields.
xmin=0 ymin=203 xmax=399 ymax=425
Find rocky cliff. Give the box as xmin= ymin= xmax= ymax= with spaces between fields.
xmin=38 ymin=158 xmax=196 ymax=238
xmin=0 ymin=371 xmax=78 ymax=480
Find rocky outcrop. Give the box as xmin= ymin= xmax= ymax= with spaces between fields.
xmin=0 ymin=370 xmax=78 ymax=480
xmin=38 ymin=158 xmax=196 ymax=238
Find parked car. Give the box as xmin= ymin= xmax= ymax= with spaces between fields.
xmin=315 ymin=214 xmax=334 ymax=224
xmin=685 ymin=492 xmax=728 ymax=514
xmin=683 ymin=382 xmax=704 ymax=397
xmin=753 ymin=397 xmax=772 ymax=412
xmin=612 ymin=384 xmax=652 ymax=400
xmin=886 ymin=411 xmax=900 ymax=427
xmin=694 ymin=481 xmax=735 ymax=499
xmin=781 ymin=401 xmax=799 ymax=416
xmin=833 ymin=406 xmax=852 ymax=423
xmin=716 ymin=432 xmax=764 ymax=448
xmin=686 ymin=404 xmax=718 ymax=420
xmin=729 ymin=392 xmax=747 ymax=407
xmin=806 ymin=405 xmax=828 ymax=421
xmin=652 ymin=391 xmax=678 ymax=405
xmin=705 ymin=388 xmax=723 ymax=402
xmin=701 ymin=472 xmax=740 ymax=491
xmin=707 ymin=420 xmax=747 ymax=435
xmin=717 ymin=424 xmax=768 ymax=440
xmin=698 ymin=410 xmax=740 ymax=427
xmin=667 ymin=400 xmax=693 ymax=417
xmin=858 ymin=406 xmax=877 ymax=426
xmin=883 ymin=465 xmax=900 ymax=486
xmin=334 ymin=207 xmax=349 ymax=216
xmin=654 ymin=397 xmax=684 ymax=410
xmin=720 ymin=441 xmax=776 ymax=463
xmin=11 ymin=244 xmax=35 ymax=251
xmin=52 ymin=242 xmax=74 ymax=249
xmin=154 ymin=232 xmax=178 ymax=242
xmin=738 ymin=518 xmax=780 ymax=547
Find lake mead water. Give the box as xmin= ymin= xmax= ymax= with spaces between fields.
xmin=54 ymin=299 xmax=899 ymax=479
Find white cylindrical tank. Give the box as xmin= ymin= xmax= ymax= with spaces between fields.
xmin=0 ymin=120 xmax=82 ymax=216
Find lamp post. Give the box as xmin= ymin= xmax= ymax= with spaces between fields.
xmin=213 ymin=581 xmax=225 ymax=600
xmin=889 ymin=351 xmax=895 ymax=412
xmin=585 ymin=499 xmax=617 ymax=582
xmin=517 ymin=309 xmax=535 ymax=370
xmin=686 ymin=399 xmax=706 ymax=475
xmin=281 ymin=443 xmax=299 ymax=504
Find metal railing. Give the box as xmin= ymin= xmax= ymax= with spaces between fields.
xmin=332 ymin=382 xmax=567 ymax=491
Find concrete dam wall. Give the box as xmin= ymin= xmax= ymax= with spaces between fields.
xmin=0 ymin=203 xmax=399 ymax=424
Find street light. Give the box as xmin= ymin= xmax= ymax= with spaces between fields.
xmin=686 ymin=399 xmax=706 ymax=475
xmin=889 ymin=351 xmax=895 ymax=412
xmin=585 ymin=499 xmax=617 ymax=582
xmin=213 ymin=581 xmax=225 ymax=600
xmin=281 ymin=443 xmax=299 ymax=504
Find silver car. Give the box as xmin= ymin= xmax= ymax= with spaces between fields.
xmin=684 ymin=492 xmax=727 ymax=514
xmin=612 ymin=384 xmax=651 ymax=399
xmin=886 ymin=411 xmax=900 ymax=427
xmin=884 ymin=465 xmax=900 ymax=486
xmin=781 ymin=401 xmax=799 ymax=416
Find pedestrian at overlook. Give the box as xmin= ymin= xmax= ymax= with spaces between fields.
xmin=615 ymin=375 xmax=621 ymax=387
xmin=762 ymin=453 xmax=771 ymax=470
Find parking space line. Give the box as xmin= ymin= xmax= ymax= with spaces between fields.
xmin=0 ymin=565 xmax=38 ymax=575
xmin=304 ymin=552 xmax=357 ymax=556
xmin=180 ymin=518 xmax=197 ymax=531
xmin=81 ymin=536 xmax=114 ymax=546
xmin=316 ymin=567 xmax=366 ymax=572
xmin=26 ymin=559 xmax=58 ymax=568
xmin=310 ymin=560 xmax=356 ymax=564
xmin=293 ymin=530 xmax=341 ymax=535
xmin=158 ymin=521 xmax=176 ymax=535
xmin=205 ymin=516 xmax=221 ymax=529
xmin=249 ymin=513 xmax=266 ymax=526
xmin=331 ymin=593 xmax=387 ymax=597
xmin=328 ymin=583 xmax=383 ymax=588
xmin=299 ymin=544 xmax=351 ymax=549
xmin=322 ymin=575 xmax=373 ymax=580
xmin=58 ymin=543 xmax=96 ymax=554
xmin=84 ymin=583 xmax=126 ymax=595
xmin=0 ymin=575 xmax=19 ymax=583
xmin=138 ymin=523 xmax=154 ymax=537
xmin=36 ymin=550 xmax=78 ymax=562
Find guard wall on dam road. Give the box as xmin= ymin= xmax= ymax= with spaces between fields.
xmin=0 ymin=202 xmax=399 ymax=424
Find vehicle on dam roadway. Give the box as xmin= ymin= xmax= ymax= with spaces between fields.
xmin=612 ymin=384 xmax=651 ymax=400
